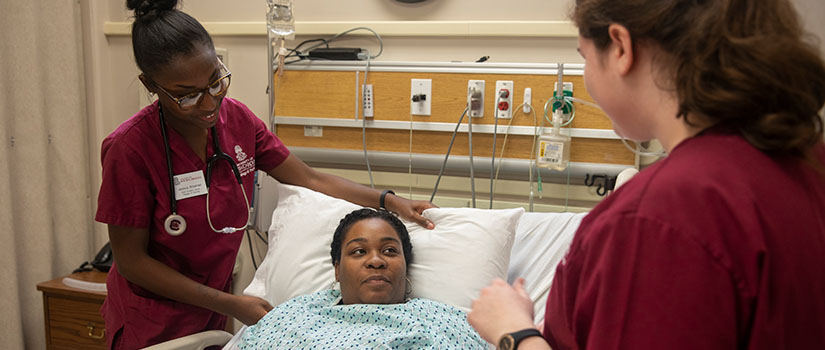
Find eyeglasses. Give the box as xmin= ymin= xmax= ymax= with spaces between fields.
xmin=153 ymin=61 xmax=232 ymax=109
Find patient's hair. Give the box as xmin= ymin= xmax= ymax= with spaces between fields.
xmin=330 ymin=209 xmax=413 ymax=267
xmin=126 ymin=0 xmax=215 ymax=77
xmin=572 ymin=0 xmax=825 ymax=158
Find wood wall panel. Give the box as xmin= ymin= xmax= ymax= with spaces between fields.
xmin=273 ymin=68 xmax=630 ymax=165
xmin=274 ymin=71 xmax=357 ymax=118
xmin=276 ymin=125 xmax=634 ymax=165
xmin=274 ymin=70 xmax=614 ymax=129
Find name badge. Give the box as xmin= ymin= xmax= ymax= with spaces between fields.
xmin=173 ymin=170 xmax=208 ymax=200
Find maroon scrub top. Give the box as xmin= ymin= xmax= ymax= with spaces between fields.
xmin=544 ymin=130 xmax=825 ymax=349
xmin=95 ymin=98 xmax=289 ymax=349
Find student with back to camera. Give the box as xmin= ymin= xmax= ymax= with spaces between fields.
xmin=94 ymin=1 xmax=436 ymax=348
xmin=468 ymin=0 xmax=825 ymax=349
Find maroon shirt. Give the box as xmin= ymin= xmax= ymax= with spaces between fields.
xmin=545 ymin=131 xmax=825 ymax=349
xmin=95 ymin=98 xmax=289 ymax=348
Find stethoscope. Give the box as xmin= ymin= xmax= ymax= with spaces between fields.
xmin=159 ymin=104 xmax=251 ymax=236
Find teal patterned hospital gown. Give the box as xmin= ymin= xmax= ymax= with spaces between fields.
xmin=238 ymin=289 xmax=488 ymax=349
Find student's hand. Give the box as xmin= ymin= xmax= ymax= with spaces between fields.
xmin=468 ymin=278 xmax=537 ymax=344
xmin=232 ymin=295 xmax=274 ymax=325
xmin=386 ymin=194 xmax=437 ymax=229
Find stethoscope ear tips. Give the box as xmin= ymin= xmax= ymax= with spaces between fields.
xmin=165 ymin=214 xmax=187 ymax=236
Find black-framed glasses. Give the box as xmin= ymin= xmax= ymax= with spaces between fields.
xmin=154 ymin=60 xmax=232 ymax=109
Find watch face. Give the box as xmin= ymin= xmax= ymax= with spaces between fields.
xmin=498 ymin=335 xmax=514 ymax=350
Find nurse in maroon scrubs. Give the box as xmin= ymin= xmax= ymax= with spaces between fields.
xmin=468 ymin=0 xmax=825 ymax=349
xmin=94 ymin=1 xmax=435 ymax=348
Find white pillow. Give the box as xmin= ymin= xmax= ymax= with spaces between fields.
xmin=244 ymin=182 xmax=524 ymax=311
xmin=507 ymin=211 xmax=586 ymax=323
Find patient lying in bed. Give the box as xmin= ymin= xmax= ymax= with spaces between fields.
xmin=234 ymin=208 xmax=487 ymax=349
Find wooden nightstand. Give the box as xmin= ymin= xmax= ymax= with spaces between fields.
xmin=37 ymin=271 xmax=108 ymax=350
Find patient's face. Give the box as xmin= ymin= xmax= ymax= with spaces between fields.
xmin=335 ymin=218 xmax=407 ymax=304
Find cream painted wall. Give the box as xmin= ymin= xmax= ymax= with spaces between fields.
xmin=101 ymin=0 xmax=580 ymax=128
xmin=94 ymin=0 xmax=825 ymax=136
xmin=109 ymin=0 xmax=572 ymax=21
xmin=795 ymin=0 xmax=825 ymax=57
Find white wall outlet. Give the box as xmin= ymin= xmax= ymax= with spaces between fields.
xmin=523 ymin=87 xmax=532 ymax=114
xmin=304 ymin=125 xmax=323 ymax=137
xmin=410 ymin=79 xmax=432 ymax=116
xmin=495 ymin=80 xmax=514 ymax=119
xmin=362 ymin=84 xmax=374 ymax=118
xmin=467 ymin=80 xmax=485 ymax=118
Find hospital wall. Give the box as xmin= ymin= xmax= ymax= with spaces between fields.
xmin=87 ymin=0 xmax=825 ymax=275
xmin=79 ymin=0 xmax=825 ymax=331
xmin=85 ymin=0 xmax=594 ymax=241
xmin=86 ymin=0 xmax=825 ymax=215
xmin=87 ymin=0 xmax=825 ymax=197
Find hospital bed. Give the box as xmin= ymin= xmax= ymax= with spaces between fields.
xmin=139 ymin=169 xmax=638 ymax=349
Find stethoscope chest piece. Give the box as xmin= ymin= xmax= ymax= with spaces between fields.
xmin=164 ymin=213 xmax=187 ymax=236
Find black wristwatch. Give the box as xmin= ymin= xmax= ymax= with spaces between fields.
xmin=379 ymin=190 xmax=395 ymax=211
xmin=498 ymin=328 xmax=542 ymax=350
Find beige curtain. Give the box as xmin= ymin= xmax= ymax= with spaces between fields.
xmin=0 ymin=1 xmax=94 ymax=348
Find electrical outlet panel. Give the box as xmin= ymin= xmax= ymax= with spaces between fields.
xmin=410 ymin=79 xmax=432 ymax=116
xmin=467 ymin=80 xmax=485 ymax=118
xmin=495 ymin=80 xmax=514 ymax=119
xmin=362 ymin=84 xmax=374 ymax=118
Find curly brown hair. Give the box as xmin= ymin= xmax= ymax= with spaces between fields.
xmin=573 ymin=0 xmax=825 ymax=158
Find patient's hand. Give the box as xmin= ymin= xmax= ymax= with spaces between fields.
xmin=232 ymin=295 xmax=274 ymax=325
xmin=468 ymin=278 xmax=537 ymax=345
xmin=386 ymin=194 xmax=437 ymax=229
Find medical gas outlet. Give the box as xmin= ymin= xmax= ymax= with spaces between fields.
xmin=495 ymin=80 xmax=514 ymax=119
xmin=467 ymin=80 xmax=485 ymax=118
xmin=410 ymin=79 xmax=432 ymax=116
xmin=552 ymin=82 xmax=574 ymax=119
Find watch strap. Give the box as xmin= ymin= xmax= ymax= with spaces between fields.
xmin=379 ymin=190 xmax=395 ymax=210
xmin=502 ymin=328 xmax=542 ymax=349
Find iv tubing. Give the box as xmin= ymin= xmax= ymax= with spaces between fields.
xmin=489 ymin=97 xmax=500 ymax=209
xmin=491 ymin=102 xmax=539 ymax=211
xmin=360 ymin=54 xmax=375 ymax=188
xmin=468 ymin=105 xmax=477 ymax=208
xmin=430 ymin=108 xmax=469 ymax=202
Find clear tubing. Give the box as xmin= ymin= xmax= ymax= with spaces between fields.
xmin=430 ymin=108 xmax=469 ymax=202
xmin=360 ymin=54 xmax=374 ymax=188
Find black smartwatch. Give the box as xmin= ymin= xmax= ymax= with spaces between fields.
xmin=498 ymin=328 xmax=542 ymax=350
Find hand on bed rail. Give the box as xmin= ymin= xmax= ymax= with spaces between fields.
xmin=383 ymin=193 xmax=437 ymax=230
